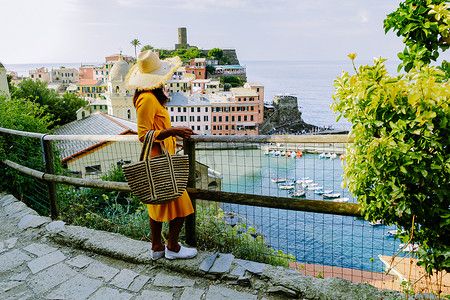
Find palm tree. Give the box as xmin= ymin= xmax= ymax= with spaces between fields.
xmin=130 ymin=39 xmax=141 ymax=59
xmin=141 ymin=45 xmax=154 ymax=52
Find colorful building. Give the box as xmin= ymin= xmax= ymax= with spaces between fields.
xmin=209 ymin=87 xmax=260 ymax=135
xmin=76 ymin=79 xmax=107 ymax=99
xmin=29 ymin=67 xmax=51 ymax=83
xmin=51 ymin=68 xmax=79 ymax=84
xmin=79 ymin=65 xmax=95 ymax=80
xmin=167 ymin=93 xmax=212 ymax=135
xmin=244 ymin=82 xmax=265 ymax=123
xmin=185 ymin=58 xmax=206 ymax=80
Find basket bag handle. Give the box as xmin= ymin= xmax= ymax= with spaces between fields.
xmin=138 ymin=130 xmax=178 ymax=201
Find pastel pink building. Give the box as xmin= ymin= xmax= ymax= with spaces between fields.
xmin=244 ymin=82 xmax=265 ymax=123
xmin=210 ymin=87 xmax=260 ymax=135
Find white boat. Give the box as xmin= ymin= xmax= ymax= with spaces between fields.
xmin=386 ymin=229 xmax=405 ymax=237
xmin=369 ymin=220 xmax=384 ymax=226
xmin=330 ymin=153 xmax=337 ymax=160
xmin=315 ymin=189 xmax=333 ymax=195
xmin=307 ymin=186 xmax=323 ymax=191
xmin=297 ymin=179 xmax=314 ymax=185
xmin=274 ymin=150 xmax=281 ymax=156
xmin=286 ymin=151 xmax=291 ymax=157
xmin=319 ymin=153 xmax=326 ymax=159
xmin=269 ymin=150 xmax=275 ymax=155
xmin=323 ymin=193 xmax=341 ymax=198
xmin=264 ymin=150 xmax=269 ymax=155
xmin=271 ymin=178 xmax=287 ymax=183
xmin=291 ymin=190 xmax=306 ymax=198
xmin=332 ymin=197 xmax=349 ymax=203
xmin=280 ymin=151 xmax=286 ymax=156
xmin=279 ymin=183 xmax=295 ymax=190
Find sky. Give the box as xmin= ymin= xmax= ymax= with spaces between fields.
xmin=1 ymin=0 xmax=407 ymax=64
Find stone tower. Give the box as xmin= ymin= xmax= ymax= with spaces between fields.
xmin=175 ymin=27 xmax=189 ymax=49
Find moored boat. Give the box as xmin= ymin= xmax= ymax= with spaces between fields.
xmin=271 ymin=178 xmax=287 ymax=183
xmin=332 ymin=197 xmax=349 ymax=203
xmin=323 ymin=192 xmax=341 ymax=198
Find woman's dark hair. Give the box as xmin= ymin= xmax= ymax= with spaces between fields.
xmin=133 ymin=87 xmax=168 ymax=107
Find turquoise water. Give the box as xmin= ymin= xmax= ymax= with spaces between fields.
xmin=197 ymin=148 xmax=402 ymax=272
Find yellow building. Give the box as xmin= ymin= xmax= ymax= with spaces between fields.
xmin=76 ymin=79 xmax=107 ymax=99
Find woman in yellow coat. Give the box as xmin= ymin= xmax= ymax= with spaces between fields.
xmin=126 ymin=50 xmax=197 ymax=260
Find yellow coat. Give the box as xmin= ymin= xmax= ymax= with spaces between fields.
xmin=135 ymin=91 xmax=194 ymax=222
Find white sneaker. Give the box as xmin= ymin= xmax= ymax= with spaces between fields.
xmin=165 ymin=243 xmax=197 ymax=260
xmin=151 ymin=246 xmax=165 ymax=260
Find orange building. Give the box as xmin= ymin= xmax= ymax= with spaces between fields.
xmin=210 ymin=87 xmax=260 ymax=135
xmin=79 ymin=65 xmax=95 ymax=80
xmin=185 ymin=58 xmax=206 ymax=79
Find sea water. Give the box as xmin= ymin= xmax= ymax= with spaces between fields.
xmin=196 ymin=148 xmax=402 ymax=272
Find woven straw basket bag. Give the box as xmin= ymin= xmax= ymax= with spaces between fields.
xmin=123 ymin=130 xmax=189 ymax=205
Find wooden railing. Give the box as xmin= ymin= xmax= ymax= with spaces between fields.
xmin=0 ymin=127 xmax=360 ymax=246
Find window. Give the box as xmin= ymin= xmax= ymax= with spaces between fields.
xmin=197 ymin=125 xmax=200 ymax=130
xmin=190 ymin=116 xmax=194 ymax=122
xmin=232 ymin=125 xmax=235 ymax=130
xmin=213 ymin=116 xmax=216 ymax=122
xmin=204 ymin=116 xmax=208 ymax=122
xmin=244 ymin=116 xmax=247 ymax=121
xmin=183 ymin=107 xmax=186 ymax=112
xmin=197 ymin=107 xmax=200 ymax=112
xmin=219 ymin=116 xmax=222 ymax=122
xmin=197 ymin=116 xmax=201 ymax=122
xmin=191 ymin=126 xmax=195 ymax=130
xmin=199 ymin=72 xmax=202 ymax=76
xmin=218 ymin=125 xmax=222 ymax=130
xmin=251 ymin=106 xmax=254 ymax=111
xmin=257 ymin=88 xmax=260 ymax=92
xmin=238 ymin=116 xmax=241 ymax=122
xmin=213 ymin=126 xmax=216 ymax=130
xmin=171 ymin=116 xmax=174 ymax=122
xmin=85 ymin=165 xmax=101 ymax=175
xmin=127 ymin=109 xmax=131 ymax=119
xmin=251 ymin=115 xmax=254 ymax=121
xmin=178 ymin=107 xmax=181 ymax=112
xmin=232 ymin=116 xmax=235 ymax=121
xmin=225 ymin=116 xmax=228 ymax=122
xmin=191 ymin=107 xmax=194 ymax=112
xmin=232 ymin=107 xmax=235 ymax=112
xmin=225 ymin=125 xmax=228 ymax=130
xmin=205 ymin=107 xmax=208 ymax=112
xmin=171 ymin=107 xmax=174 ymax=112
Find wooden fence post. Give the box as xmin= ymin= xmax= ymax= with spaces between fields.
xmin=41 ymin=138 xmax=59 ymax=219
xmin=184 ymin=138 xmax=196 ymax=246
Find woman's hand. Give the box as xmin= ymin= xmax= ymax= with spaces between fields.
xmin=157 ymin=127 xmax=198 ymax=140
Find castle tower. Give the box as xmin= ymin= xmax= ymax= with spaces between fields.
xmin=175 ymin=27 xmax=189 ymax=49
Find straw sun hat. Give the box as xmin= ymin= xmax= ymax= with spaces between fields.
xmin=125 ymin=50 xmax=182 ymax=91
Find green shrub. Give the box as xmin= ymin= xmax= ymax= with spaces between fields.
xmin=332 ymin=57 xmax=450 ymax=274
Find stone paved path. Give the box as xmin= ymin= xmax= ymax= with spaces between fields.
xmin=0 ymin=193 xmax=404 ymax=300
